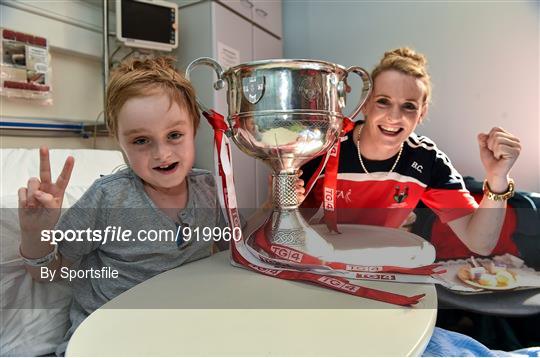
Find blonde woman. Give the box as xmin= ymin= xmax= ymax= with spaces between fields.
xmin=301 ymin=47 xmax=520 ymax=256
xmin=300 ymin=48 xmax=536 ymax=356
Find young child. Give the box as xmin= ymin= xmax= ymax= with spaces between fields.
xmin=17 ymin=57 xmax=227 ymax=355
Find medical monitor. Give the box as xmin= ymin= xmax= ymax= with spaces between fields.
xmin=116 ymin=0 xmax=178 ymax=51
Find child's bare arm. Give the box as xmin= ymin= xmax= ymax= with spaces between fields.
xmin=18 ymin=146 xmax=75 ymax=282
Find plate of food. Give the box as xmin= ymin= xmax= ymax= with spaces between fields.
xmin=457 ymin=257 xmax=519 ymax=290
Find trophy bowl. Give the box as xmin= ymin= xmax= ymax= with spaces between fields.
xmin=186 ymin=58 xmax=372 ymax=256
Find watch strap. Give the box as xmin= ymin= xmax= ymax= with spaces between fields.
xmin=483 ymin=178 xmax=515 ymax=201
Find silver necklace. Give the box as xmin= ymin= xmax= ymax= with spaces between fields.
xmin=355 ymin=129 xmax=403 ymax=174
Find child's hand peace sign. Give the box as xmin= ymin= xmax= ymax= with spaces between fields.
xmin=18 ymin=147 xmax=74 ymax=234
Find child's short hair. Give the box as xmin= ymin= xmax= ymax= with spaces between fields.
xmin=106 ymin=56 xmax=200 ymax=137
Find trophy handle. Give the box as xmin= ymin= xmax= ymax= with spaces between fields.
xmin=185 ymin=57 xmax=226 ymax=113
xmin=343 ymin=66 xmax=373 ymax=120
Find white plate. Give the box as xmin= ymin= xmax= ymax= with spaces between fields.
xmin=310 ymin=224 xmax=436 ymax=268
xmin=457 ymin=265 xmax=519 ymax=290
xmin=460 ymin=279 xmax=519 ymax=291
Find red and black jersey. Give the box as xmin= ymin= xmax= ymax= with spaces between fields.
xmin=300 ymin=127 xmax=478 ymax=228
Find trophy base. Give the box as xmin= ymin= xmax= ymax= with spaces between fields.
xmin=267 ymin=209 xmax=333 ymax=258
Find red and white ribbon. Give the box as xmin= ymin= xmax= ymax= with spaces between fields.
xmin=203 ymin=110 xmax=436 ymax=307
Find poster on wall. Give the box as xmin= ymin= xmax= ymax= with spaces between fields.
xmin=0 ymin=28 xmax=52 ymax=105
xmin=217 ymin=41 xmax=240 ymax=69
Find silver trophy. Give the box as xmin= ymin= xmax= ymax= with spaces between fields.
xmin=186 ymin=58 xmax=372 ymax=257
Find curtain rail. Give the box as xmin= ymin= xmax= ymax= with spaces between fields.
xmin=0 ymin=116 xmax=109 ymax=137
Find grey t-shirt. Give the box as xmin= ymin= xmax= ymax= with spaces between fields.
xmin=55 ymin=167 xmax=227 ymax=355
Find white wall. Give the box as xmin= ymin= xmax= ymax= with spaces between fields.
xmin=1 ymin=0 xmax=105 ymax=124
xmin=284 ymin=1 xmax=539 ymax=192
xmin=2 ymin=50 xmax=104 ymax=123
xmin=0 ymin=0 xmax=200 ymax=128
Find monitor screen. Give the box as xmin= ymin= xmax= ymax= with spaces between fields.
xmin=117 ymin=0 xmax=178 ymax=51
xmin=122 ymin=0 xmax=173 ymax=44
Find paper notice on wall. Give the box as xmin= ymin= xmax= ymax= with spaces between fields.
xmin=26 ymin=46 xmax=48 ymax=73
xmin=217 ymin=42 xmax=240 ymax=69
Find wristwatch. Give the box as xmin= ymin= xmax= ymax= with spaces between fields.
xmin=482 ymin=178 xmax=515 ymax=201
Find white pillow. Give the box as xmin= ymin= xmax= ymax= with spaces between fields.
xmin=1 ymin=148 xmax=126 ymax=198
xmin=0 ymin=148 xmax=126 ymax=356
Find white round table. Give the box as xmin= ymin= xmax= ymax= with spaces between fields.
xmin=66 ymin=251 xmax=437 ymax=356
